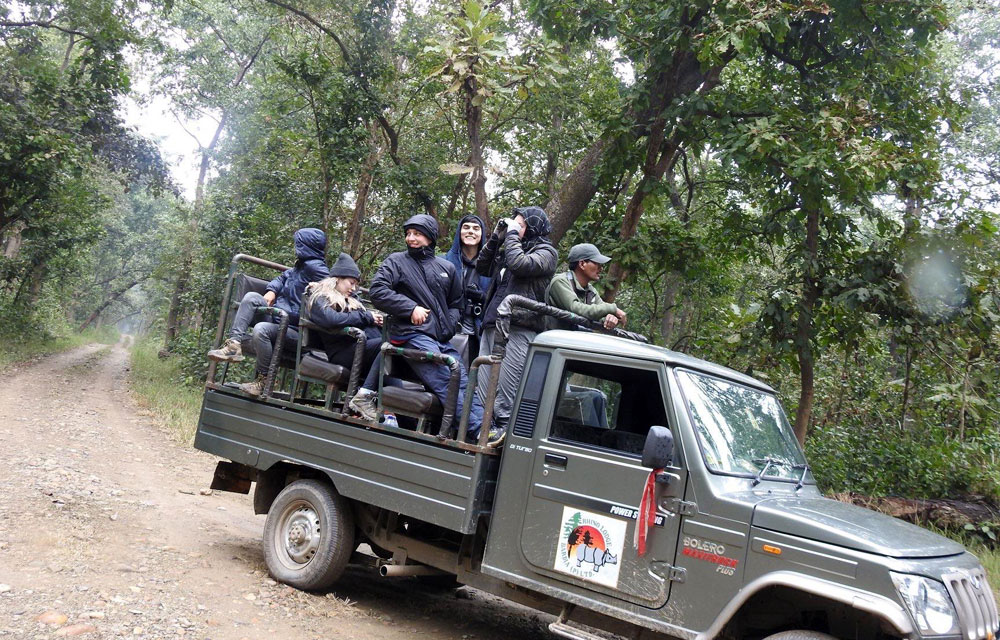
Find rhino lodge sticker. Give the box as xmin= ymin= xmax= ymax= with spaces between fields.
xmin=553 ymin=507 xmax=627 ymax=589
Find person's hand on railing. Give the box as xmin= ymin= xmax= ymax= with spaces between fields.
xmin=373 ymin=311 xmax=384 ymax=327
xmin=602 ymin=313 xmax=620 ymax=329
xmin=615 ymin=308 xmax=627 ymax=327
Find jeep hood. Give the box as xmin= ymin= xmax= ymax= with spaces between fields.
xmin=752 ymin=496 xmax=965 ymax=558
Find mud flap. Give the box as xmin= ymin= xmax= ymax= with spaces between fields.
xmin=210 ymin=461 xmax=253 ymax=494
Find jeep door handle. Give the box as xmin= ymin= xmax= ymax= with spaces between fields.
xmin=544 ymin=453 xmax=568 ymax=468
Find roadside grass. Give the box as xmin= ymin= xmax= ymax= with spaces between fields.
xmin=0 ymin=325 xmax=120 ymax=370
xmin=129 ymin=336 xmax=202 ymax=443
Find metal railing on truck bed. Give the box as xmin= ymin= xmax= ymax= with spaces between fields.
xmin=203 ymin=254 xmax=502 ymax=455
xmin=202 ymin=255 xmax=649 ymax=457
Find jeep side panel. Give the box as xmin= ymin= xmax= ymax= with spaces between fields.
xmin=195 ymin=389 xmax=498 ymax=534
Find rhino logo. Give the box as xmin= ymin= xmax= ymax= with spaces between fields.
xmin=576 ymin=544 xmax=618 ymax=572
xmin=556 ymin=508 xmax=626 ymax=589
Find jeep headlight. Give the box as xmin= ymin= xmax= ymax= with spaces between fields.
xmin=891 ymin=572 xmax=961 ymax=636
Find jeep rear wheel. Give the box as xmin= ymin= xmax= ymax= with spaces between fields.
xmin=263 ymin=479 xmax=354 ymax=590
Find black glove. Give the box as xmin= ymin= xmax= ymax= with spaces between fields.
xmin=466 ymin=284 xmax=485 ymax=303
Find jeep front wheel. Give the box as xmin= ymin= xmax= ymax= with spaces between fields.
xmin=263 ymin=479 xmax=354 ymax=590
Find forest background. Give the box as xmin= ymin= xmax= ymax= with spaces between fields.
xmin=1 ymin=0 xmax=999 ymax=537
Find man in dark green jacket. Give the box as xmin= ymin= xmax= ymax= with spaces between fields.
xmin=545 ymin=243 xmax=627 ymax=330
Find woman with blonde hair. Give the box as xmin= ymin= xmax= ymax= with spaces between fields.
xmin=305 ymin=253 xmax=383 ymax=371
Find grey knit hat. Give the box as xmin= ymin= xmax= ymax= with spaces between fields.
xmin=329 ymin=252 xmax=361 ymax=279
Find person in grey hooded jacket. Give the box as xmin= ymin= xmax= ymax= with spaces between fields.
xmin=208 ymin=227 xmax=330 ymax=396
xmin=474 ymin=206 xmax=558 ymax=441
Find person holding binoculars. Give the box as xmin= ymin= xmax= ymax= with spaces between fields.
xmin=474 ymin=206 xmax=558 ymax=443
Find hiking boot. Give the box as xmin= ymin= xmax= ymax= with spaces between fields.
xmin=208 ymin=338 xmax=244 ymax=362
xmin=240 ymin=375 xmax=266 ymax=397
xmin=487 ymin=426 xmax=506 ymax=447
xmin=349 ymin=389 xmax=378 ymax=421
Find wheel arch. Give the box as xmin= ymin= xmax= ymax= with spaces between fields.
xmin=253 ymin=461 xmax=336 ymax=515
xmin=698 ymin=571 xmax=913 ymax=640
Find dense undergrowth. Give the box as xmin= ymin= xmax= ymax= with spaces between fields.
xmin=808 ymin=421 xmax=1000 ymax=503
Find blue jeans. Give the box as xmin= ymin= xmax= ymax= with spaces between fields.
xmin=361 ymin=333 xmax=483 ymax=434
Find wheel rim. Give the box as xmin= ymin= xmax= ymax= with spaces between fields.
xmin=273 ymin=499 xmax=322 ymax=570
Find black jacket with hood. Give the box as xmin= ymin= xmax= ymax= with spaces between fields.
xmin=443 ymin=213 xmax=490 ymax=335
xmin=369 ymin=214 xmax=463 ymax=343
xmin=266 ymin=228 xmax=330 ymax=326
xmin=477 ymin=206 xmax=558 ymax=333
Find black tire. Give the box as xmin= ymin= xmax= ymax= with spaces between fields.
xmin=263 ymin=479 xmax=355 ymax=590
xmin=762 ymin=631 xmax=838 ymax=640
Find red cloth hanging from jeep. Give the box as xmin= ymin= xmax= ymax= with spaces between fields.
xmin=633 ymin=468 xmax=662 ymax=556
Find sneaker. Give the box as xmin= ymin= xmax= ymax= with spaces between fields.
xmin=487 ymin=426 xmax=506 ymax=447
xmin=348 ymin=389 xmax=378 ymax=421
xmin=208 ymin=338 xmax=244 ymax=362
xmin=240 ymin=375 xmax=266 ymax=397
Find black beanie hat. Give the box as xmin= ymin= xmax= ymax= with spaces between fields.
xmin=329 ymin=252 xmax=361 ymax=279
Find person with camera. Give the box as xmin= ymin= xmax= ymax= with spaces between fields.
xmin=443 ymin=214 xmax=490 ymax=356
xmin=474 ymin=206 xmax=558 ymax=443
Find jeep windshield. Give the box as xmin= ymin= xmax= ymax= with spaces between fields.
xmin=676 ymin=370 xmax=810 ymax=483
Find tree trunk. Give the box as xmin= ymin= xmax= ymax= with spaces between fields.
xmin=345 ymin=124 xmax=384 ymax=257
xmin=900 ymin=343 xmax=913 ymax=431
xmin=79 ymin=279 xmax=142 ymax=331
xmin=659 ymin=271 xmax=683 ymax=345
xmin=545 ymin=40 xmax=727 ymax=243
xmin=163 ymin=33 xmax=268 ymax=349
xmin=546 ymin=135 xmax=612 ymax=243
xmin=604 ymin=142 xmax=681 ymax=301
xmin=1 ymin=220 xmax=25 ymax=259
xmin=792 ymin=204 xmax=821 ymax=445
xmin=465 ymin=79 xmax=489 ymax=226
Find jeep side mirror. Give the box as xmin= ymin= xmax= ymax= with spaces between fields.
xmin=642 ymin=426 xmax=674 ymax=469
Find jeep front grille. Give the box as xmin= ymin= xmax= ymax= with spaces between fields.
xmin=943 ymin=569 xmax=999 ymax=640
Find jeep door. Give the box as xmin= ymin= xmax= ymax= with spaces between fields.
xmin=518 ymin=350 xmax=686 ymax=609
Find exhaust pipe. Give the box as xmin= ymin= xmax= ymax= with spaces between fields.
xmin=378 ymin=562 xmax=448 ymax=578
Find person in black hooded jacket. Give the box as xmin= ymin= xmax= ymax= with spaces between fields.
xmin=208 ymin=227 xmax=330 ymax=396
xmin=349 ymin=214 xmax=484 ymax=436
xmin=474 ymin=206 xmax=558 ymax=441
xmin=443 ymin=213 xmax=490 ymax=358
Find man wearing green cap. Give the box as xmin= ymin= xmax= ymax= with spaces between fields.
xmin=545 ymin=243 xmax=627 ymax=330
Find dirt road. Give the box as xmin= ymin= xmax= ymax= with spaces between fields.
xmin=0 ymin=343 xmax=552 ymax=639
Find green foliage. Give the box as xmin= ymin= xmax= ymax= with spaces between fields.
xmin=0 ymin=0 xmax=992 ymax=506
xmin=808 ymin=420 xmax=1000 ymax=501
xmin=129 ymin=336 xmax=203 ymax=442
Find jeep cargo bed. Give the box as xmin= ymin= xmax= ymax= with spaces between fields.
xmin=194 ymin=389 xmax=499 ymax=534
